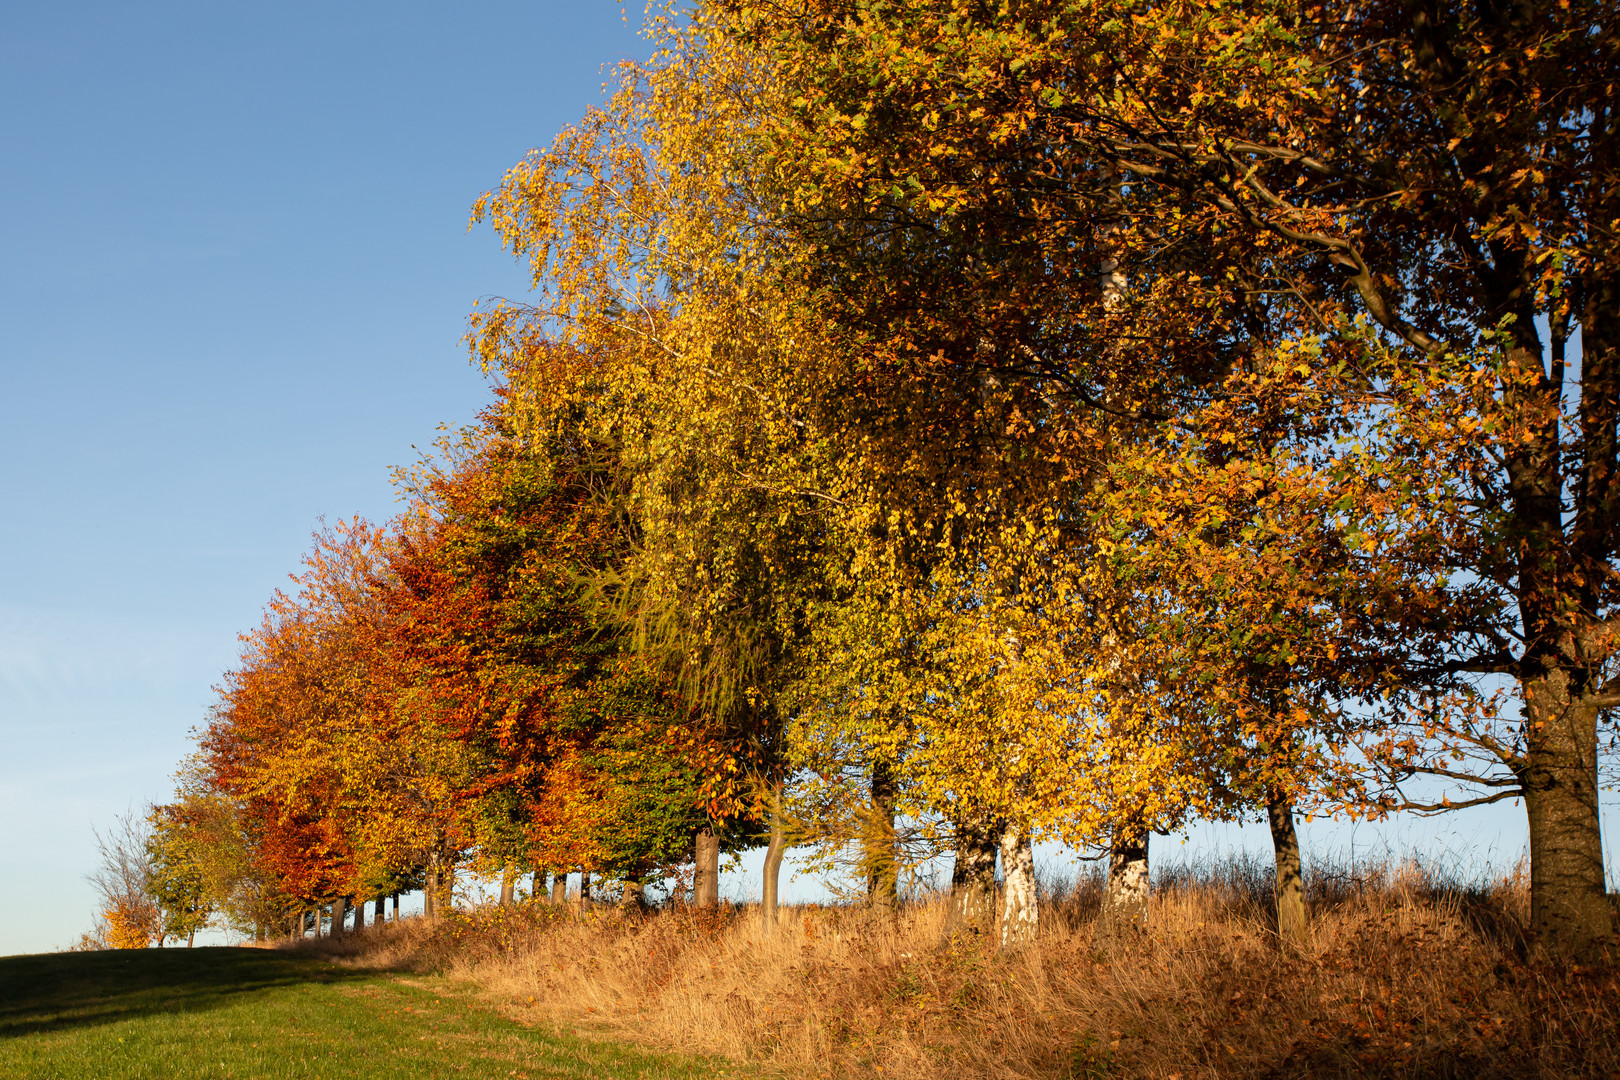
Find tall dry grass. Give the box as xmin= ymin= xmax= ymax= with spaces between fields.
xmin=290 ymin=860 xmax=1620 ymax=1079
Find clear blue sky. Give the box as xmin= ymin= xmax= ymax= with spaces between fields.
xmin=0 ymin=1 xmax=1607 ymax=958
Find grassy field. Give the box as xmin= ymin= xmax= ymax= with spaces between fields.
xmin=0 ymin=947 xmax=732 ymax=1080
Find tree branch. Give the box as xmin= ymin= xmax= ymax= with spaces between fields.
xmin=1396 ymin=788 xmax=1523 ymax=815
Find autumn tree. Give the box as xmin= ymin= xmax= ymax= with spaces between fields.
xmin=177 ymin=0 xmax=1617 ymax=964
xmin=146 ymin=803 xmax=212 ymax=946
xmin=88 ymin=807 xmax=159 ymax=950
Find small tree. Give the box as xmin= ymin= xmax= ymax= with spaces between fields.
xmin=146 ymin=799 xmax=221 ymax=946
xmin=88 ymin=807 xmax=159 ymax=950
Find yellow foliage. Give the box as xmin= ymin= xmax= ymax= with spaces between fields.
xmin=103 ymin=897 xmax=158 ymax=950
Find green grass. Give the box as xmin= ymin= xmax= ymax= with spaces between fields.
xmin=0 ymin=947 xmax=733 ymax=1080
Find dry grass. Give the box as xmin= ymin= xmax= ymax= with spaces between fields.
xmin=287 ymin=860 xmax=1620 ymax=1079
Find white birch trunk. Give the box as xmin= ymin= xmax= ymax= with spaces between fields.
xmin=998 ymin=824 xmax=1038 ymax=948
xmin=1098 ymin=830 xmax=1149 ymax=944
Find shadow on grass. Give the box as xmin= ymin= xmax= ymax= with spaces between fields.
xmin=0 ymin=947 xmax=374 ymax=1039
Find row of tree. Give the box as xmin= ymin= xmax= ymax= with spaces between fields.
xmin=144 ymin=0 xmax=1616 ymax=958
xmin=127 ymin=402 xmax=756 ymax=944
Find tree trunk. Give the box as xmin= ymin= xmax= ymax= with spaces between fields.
xmin=355 ymin=896 xmax=366 ymax=931
xmin=500 ymin=864 xmax=517 ymax=907
xmin=998 ymin=823 xmax=1038 ymax=949
xmin=944 ymin=816 xmax=999 ymax=941
xmin=1503 ymin=301 xmax=1614 ymax=959
xmin=1523 ymin=674 xmax=1610 ymax=958
xmin=391 ymin=893 xmax=400 ymax=923
xmin=579 ymin=869 xmax=590 ymax=909
xmin=551 ymin=870 xmax=568 ymax=905
xmin=428 ymin=856 xmax=455 ymax=918
xmin=331 ymin=896 xmax=347 ymax=937
xmin=866 ymin=760 xmax=899 ymax=910
xmin=693 ymin=829 xmax=720 ymax=909
xmin=1516 ymin=242 xmax=1618 ymax=963
xmin=1096 ymin=829 xmax=1149 ymax=946
xmin=1267 ymin=792 xmax=1307 ymax=948
xmin=187 ymin=929 xmax=195 ymax=948
xmin=762 ymin=782 xmax=786 ymax=936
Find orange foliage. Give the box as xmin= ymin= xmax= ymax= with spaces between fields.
xmin=103 ymin=897 xmax=159 ymax=950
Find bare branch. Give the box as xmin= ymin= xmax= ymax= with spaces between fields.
xmin=1397 ymin=788 xmax=1524 ymax=815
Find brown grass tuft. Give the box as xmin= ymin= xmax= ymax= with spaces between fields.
xmin=285 ymin=861 xmax=1620 ymax=1079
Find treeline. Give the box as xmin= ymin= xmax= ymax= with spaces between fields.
xmin=131 ymin=407 xmax=755 ymax=944
xmin=137 ymin=0 xmax=1617 ymax=958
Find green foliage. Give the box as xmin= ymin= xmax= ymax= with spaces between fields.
xmin=144 ymin=804 xmax=211 ymax=945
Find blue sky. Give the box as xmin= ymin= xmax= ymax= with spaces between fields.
xmin=0 ymin=1 xmax=1608 ymax=957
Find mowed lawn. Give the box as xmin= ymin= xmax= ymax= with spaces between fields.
xmin=0 ymin=948 xmax=730 ymax=1080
